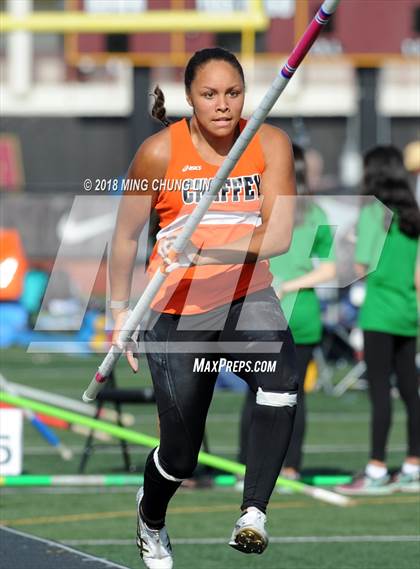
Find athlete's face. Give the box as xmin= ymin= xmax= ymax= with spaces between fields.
xmin=186 ymin=60 xmax=245 ymax=137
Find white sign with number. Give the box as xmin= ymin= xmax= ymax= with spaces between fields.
xmin=0 ymin=409 xmax=23 ymax=476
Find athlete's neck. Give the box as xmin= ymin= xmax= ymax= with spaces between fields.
xmin=189 ymin=116 xmax=239 ymax=164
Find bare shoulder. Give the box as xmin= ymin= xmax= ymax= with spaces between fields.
xmin=141 ymin=127 xmax=171 ymax=160
xmin=258 ymin=123 xmax=292 ymax=158
xmin=129 ymin=127 xmax=171 ymax=178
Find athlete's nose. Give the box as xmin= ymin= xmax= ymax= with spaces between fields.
xmin=215 ymin=96 xmax=229 ymax=112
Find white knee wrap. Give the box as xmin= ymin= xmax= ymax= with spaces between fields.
xmin=256 ymin=387 xmax=297 ymax=407
xmin=153 ymin=448 xmax=187 ymax=482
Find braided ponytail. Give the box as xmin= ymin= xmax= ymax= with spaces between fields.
xmin=150 ymin=85 xmax=171 ymax=127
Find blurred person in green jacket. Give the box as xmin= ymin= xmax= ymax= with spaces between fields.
xmin=338 ymin=145 xmax=420 ymax=495
xmin=238 ymin=144 xmax=336 ymax=481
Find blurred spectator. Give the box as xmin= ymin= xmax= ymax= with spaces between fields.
xmin=404 ymin=140 xmax=420 ymax=204
xmin=238 ymin=143 xmax=336 ymax=481
xmin=337 ymin=146 xmax=420 ymax=495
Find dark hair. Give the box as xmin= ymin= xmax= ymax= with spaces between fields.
xmin=150 ymin=47 xmax=245 ymax=128
xmin=292 ymin=143 xmax=309 ymax=226
xmin=184 ymin=47 xmax=245 ymax=92
xmin=150 ymin=85 xmax=171 ymax=128
xmin=362 ymin=145 xmax=420 ymax=238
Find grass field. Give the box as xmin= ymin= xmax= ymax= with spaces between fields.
xmin=1 ymin=348 xmax=419 ymax=569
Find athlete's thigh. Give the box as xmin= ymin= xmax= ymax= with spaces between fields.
xmin=143 ymin=312 xmax=219 ymax=448
xmin=218 ymin=288 xmax=298 ymax=393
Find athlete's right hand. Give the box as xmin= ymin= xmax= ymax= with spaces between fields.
xmin=111 ymin=309 xmax=139 ymax=373
xmin=158 ymin=234 xmax=199 ymax=273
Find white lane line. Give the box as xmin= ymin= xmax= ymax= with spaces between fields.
xmin=64 ymin=535 xmax=420 ymax=546
xmin=0 ymin=526 xmax=130 ymax=568
xmin=21 ymin=444 xmax=407 ymax=455
xmin=0 ymin=487 xmax=137 ymax=495
xmin=206 ymin=413 xmax=406 ymax=424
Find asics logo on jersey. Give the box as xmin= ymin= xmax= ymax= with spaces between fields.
xmin=182 ymin=165 xmax=202 ymax=172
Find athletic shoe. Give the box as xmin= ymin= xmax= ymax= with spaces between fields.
xmin=228 ymin=507 xmax=268 ymax=554
xmin=388 ymin=470 xmax=420 ymax=493
xmin=136 ymin=487 xmax=173 ymax=569
xmin=335 ymin=472 xmax=392 ymax=495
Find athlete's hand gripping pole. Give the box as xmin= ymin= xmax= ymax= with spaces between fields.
xmin=82 ymin=0 xmax=341 ymax=403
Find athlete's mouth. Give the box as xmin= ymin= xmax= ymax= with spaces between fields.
xmin=213 ymin=118 xmax=232 ymax=124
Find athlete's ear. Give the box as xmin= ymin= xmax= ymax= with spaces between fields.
xmin=186 ymin=93 xmax=193 ymax=108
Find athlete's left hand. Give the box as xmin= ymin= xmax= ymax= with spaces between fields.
xmin=158 ymin=235 xmax=199 ymax=273
xmin=111 ymin=309 xmax=140 ymax=373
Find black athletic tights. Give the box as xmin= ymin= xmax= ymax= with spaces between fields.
xmin=139 ymin=288 xmax=298 ymax=528
xmin=364 ymin=331 xmax=420 ymax=462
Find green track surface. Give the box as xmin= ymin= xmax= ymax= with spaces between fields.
xmin=1 ymin=348 xmax=419 ymax=569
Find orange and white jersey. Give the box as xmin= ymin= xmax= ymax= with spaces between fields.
xmin=147 ymin=118 xmax=272 ymax=314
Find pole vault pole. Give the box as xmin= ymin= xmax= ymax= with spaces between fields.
xmin=83 ymin=0 xmax=341 ymax=402
xmin=1 ymin=391 xmax=352 ymax=506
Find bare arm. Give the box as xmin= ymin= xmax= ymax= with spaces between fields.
xmin=110 ymin=131 xmax=169 ymax=371
xmin=354 ymin=263 xmax=367 ymax=279
xmin=280 ymin=261 xmax=336 ymax=296
xmin=194 ymin=125 xmax=296 ymax=265
xmin=110 ymin=131 xmax=169 ymax=308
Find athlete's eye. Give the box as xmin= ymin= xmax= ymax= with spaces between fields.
xmin=203 ymin=92 xmax=214 ymax=99
xmin=229 ymin=91 xmax=240 ymax=98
